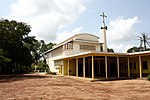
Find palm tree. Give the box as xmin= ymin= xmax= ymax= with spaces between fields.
xmin=138 ymin=33 xmax=150 ymax=51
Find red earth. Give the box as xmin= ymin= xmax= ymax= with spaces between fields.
xmin=0 ymin=74 xmax=150 ymax=100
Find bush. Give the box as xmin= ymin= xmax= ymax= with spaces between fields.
xmin=32 ymin=61 xmax=50 ymax=73
xmin=37 ymin=61 xmax=49 ymax=72
xmin=48 ymin=72 xmax=56 ymax=75
xmin=147 ymin=74 xmax=150 ymax=81
xmin=13 ymin=65 xmax=31 ymax=74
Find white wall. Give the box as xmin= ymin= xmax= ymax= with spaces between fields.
xmin=46 ymin=34 xmax=100 ymax=73
xmin=47 ymin=59 xmax=55 ymax=72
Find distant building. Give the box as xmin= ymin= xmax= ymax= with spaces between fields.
xmin=45 ymin=33 xmax=150 ymax=80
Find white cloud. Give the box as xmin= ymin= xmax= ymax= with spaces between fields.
xmin=4 ymin=0 xmax=141 ymax=53
xmin=5 ymin=0 xmax=86 ymax=42
xmin=56 ymin=27 xmax=83 ymax=43
xmin=107 ymin=16 xmax=139 ymax=42
xmin=100 ymin=16 xmax=140 ymax=52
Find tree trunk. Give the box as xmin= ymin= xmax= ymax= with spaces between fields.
xmin=144 ymin=41 xmax=146 ymax=50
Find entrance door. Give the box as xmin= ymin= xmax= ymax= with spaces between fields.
xmin=100 ymin=60 xmax=106 ymax=77
xmin=109 ymin=63 xmax=117 ymax=77
xmin=78 ymin=58 xmax=83 ymax=77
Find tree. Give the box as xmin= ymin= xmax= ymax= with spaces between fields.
xmin=127 ymin=46 xmax=141 ymax=53
xmin=46 ymin=42 xmax=56 ymax=50
xmin=31 ymin=40 xmax=56 ymax=64
xmin=0 ymin=49 xmax=11 ymax=73
xmin=138 ymin=33 xmax=150 ymax=50
xmin=107 ymin=48 xmax=114 ymax=53
xmin=0 ymin=19 xmax=35 ymax=74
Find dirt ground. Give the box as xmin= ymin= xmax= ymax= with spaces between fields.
xmin=0 ymin=75 xmax=150 ymax=100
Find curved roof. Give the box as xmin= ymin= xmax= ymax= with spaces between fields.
xmin=45 ymin=33 xmax=99 ymax=54
xmin=54 ymin=33 xmax=99 ymax=47
xmin=74 ymin=33 xmax=99 ymax=39
xmin=73 ymin=33 xmax=99 ymax=42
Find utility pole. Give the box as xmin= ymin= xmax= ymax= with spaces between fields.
xmin=100 ymin=12 xmax=107 ymax=52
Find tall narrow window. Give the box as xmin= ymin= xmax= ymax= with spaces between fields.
xmin=68 ymin=43 xmax=73 ymax=49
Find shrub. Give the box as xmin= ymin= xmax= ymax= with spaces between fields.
xmin=13 ymin=65 xmax=31 ymax=74
xmin=49 ymin=72 xmax=56 ymax=75
xmin=37 ymin=61 xmax=49 ymax=72
xmin=32 ymin=61 xmax=50 ymax=73
xmin=147 ymin=74 xmax=150 ymax=81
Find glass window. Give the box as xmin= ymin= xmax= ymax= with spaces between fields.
xmin=63 ymin=42 xmax=73 ymax=50
xmin=68 ymin=43 xmax=73 ymax=49
xmin=80 ymin=45 xmax=96 ymax=50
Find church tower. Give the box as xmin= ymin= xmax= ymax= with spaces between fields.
xmin=100 ymin=12 xmax=107 ymax=52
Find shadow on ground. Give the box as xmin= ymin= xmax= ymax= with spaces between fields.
xmin=0 ymin=74 xmax=51 ymax=83
xmin=91 ymin=77 xmax=138 ymax=82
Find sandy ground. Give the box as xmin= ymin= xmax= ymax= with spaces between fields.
xmin=0 ymin=75 xmax=150 ymax=100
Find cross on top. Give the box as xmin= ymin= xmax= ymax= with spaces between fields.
xmin=100 ymin=12 xmax=107 ymax=27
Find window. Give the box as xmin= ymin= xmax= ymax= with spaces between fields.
xmin=80 ymin=45 xmax=96 ymax=50
xmin=63 ymin=42 xmax=73 ymax=50
xmin=68 ymin=43 xmax=73 ymax=49
xmin=142 ymin=61 xmax=148 ymax=70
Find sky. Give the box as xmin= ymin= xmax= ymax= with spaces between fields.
xmin=0 ymin=0 xmax=150 ymax=52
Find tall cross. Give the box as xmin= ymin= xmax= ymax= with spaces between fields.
xmin=100 ymin=12 xmax=107 ymax=52
xmin=100 ymin=12 xmax=107 ymax=27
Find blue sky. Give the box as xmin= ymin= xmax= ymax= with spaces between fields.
xmin=0 ymin=0 xmax=150 ymax=52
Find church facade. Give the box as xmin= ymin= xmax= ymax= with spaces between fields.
xmin=45 ymin=33 xmax=150 ymax=80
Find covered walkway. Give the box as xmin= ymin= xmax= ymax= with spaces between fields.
xmin=57 ymin=52 xmax=150 ymax=80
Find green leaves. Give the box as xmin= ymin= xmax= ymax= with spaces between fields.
xmin=138 ymin=33 xmax=150 ymax=50
xmin=31 ymin=40 xmax=56 ymax=64
xmin=0 ymin=19 xmax=33 ymax=74
xmin=127 ymin=47 xmax=141 ymax=53
xmin=0 ymin=49 xmax=11 ymax=63
xmin=0 ymin=19 xmax=55 ymax=74
xmin=127 ymin=33 xmax=150 ymax=53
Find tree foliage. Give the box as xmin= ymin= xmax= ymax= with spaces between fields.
xmin=0 ymin=19 xmax=55 ymax=74
xmin=36 ymin=61 xmax=49 ymax=72
xmin=0 ymin=49 xmax=11 ymax=63
xmin=107 ymin=48 xmax=114 ymax=53
xmin=138 ymin=33 xmax=150 ymax=50
xmin=127 ymin=47 xmax=141 ymax=53
xmin=127 ymin=33 xmax=150 ymax=53
xmin=0 ymin=19 xmax=35 ymax=74
xmin=31 ymin=40 xmax=55 ymax=64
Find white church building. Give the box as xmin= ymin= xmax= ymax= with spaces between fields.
xmin=45 ymin=13 xmax=150 ymax=80
xmin=45 ymin=33 xmax=150 ymax=80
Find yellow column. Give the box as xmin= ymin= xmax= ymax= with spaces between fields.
xmin=68 ymin=59 xmax=69 ymax=76
xmin=105 ymin=56 xmax=108 ymax=79
xmin=76 ymin=58 xmax=78 ymax=77
xmin=83 ymin=57 xmax=85 ymax=78
xmin=117 ymin=56 xmax=120 ymax=78
xmin=139 ymin=56 xmax=142 ymax=78
xmin=127 ymin=57 xmax=130 ymax=77
xmin=92 ymin=56 xmax=94 ymax=80
xmin=62 ymin=65 xmax=64 ymax=75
